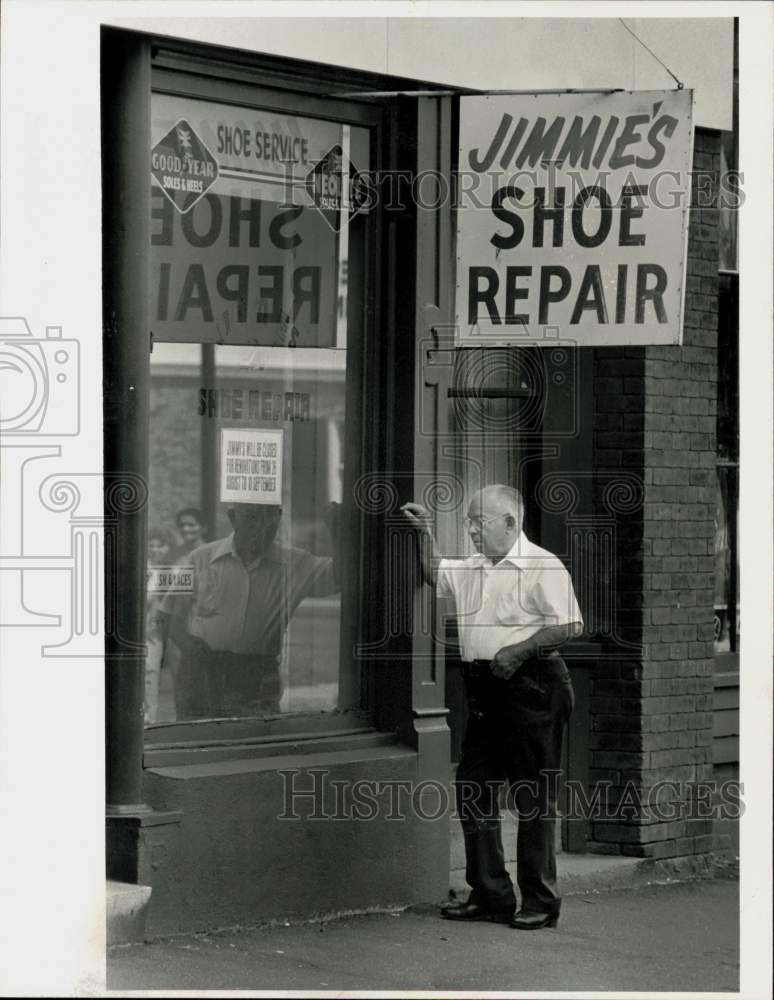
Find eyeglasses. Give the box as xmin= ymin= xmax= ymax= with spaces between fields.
xmin=463 ymin=513 xmax=507 ymax=530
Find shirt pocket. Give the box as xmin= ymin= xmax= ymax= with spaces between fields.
xmin=197 ymin=568 xmax=223 ymax=617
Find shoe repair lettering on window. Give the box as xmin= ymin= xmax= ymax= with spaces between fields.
xmin=197 ymin=388 xmax=312 ymax=422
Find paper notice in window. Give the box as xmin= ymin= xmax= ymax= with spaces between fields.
xmin=219 ymin=428 xmax=284 ymax=505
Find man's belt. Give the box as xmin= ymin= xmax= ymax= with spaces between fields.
xmin=462 ymin=654 xmax=568 ymax=681
xmin=462 ymin=659 xmax=493 ymax=678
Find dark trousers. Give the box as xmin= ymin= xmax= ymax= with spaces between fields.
xmin=455 ymin=655 xmax=574 ymax=916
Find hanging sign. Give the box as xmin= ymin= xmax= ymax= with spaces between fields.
xmin=456 ymin=89 xmax=694 ymax=346
xmin=219 ymin=428 xmax=284 ymax=505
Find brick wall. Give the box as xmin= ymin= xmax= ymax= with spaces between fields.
xmin=588 ymin=129 xmax=720 ymax=858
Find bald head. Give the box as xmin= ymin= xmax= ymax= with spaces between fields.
xmin=477 ymin=485 xmax=524 ymax=523
xmin=466 ymin=485 xmax=525 ymax=560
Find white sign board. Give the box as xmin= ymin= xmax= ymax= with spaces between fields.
xmin=147 ymin=565 xmax=194 ymax=595
xmin=456 ymin=90 xmax=694 ymax=346
xmin=219 ymin=428 xmax=284 ymax=505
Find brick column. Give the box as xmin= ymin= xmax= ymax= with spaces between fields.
xmin=587 ymin=130 xmax=720 ymax=859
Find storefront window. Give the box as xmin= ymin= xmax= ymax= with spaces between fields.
xmin=714 ymin=274 xmax=739 ymax=656
xmin=718 ymin=130 xmax=738 ymax=273
xmin=145 ymin=92 xmax=368 ymax=723
xmin=713 ymin=465 xmax=738 ymax=653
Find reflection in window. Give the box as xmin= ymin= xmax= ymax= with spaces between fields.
xmin=147 ymin=344 xmax=349 ymax=722
xmin=713 ymin=274 xmax=739 ymax=656
xmin=714 ymin=466 xmax=738 ymax=653
xmin=718 ymin=131 xmax=738 ymax=274
xmin=145 ymin=93 xmax=368 ymax=723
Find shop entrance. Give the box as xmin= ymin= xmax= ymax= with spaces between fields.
xmin=440 ymin=344 xmax=596 ymax=855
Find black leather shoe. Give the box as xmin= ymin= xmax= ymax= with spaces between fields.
xmin=441 ymin=900 xmax=515 ymax=924
xmin=510 ymin=909 xmax=559 ymax=930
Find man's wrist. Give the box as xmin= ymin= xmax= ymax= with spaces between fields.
xmin=507 ymin=641 xmax=526 ymax=655
xmin=504 ymin=643 xmax=533 ymax=667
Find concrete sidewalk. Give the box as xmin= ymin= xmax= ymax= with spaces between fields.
xmin=108 ymin=875 xmax=739 ymax=994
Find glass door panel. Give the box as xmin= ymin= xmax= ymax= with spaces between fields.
xmin=145 ymin=92 xmax=369 ymax=725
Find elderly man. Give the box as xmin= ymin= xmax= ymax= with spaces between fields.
xmin=161 ymin=502 xmax=340 ymax=719
xmin=402 ymin=485 xmax=582 ymax=930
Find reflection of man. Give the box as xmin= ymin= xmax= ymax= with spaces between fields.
xmin=402 ymin=485 xmax=582 ymax=931
xmin=161 ymin=503 xmax=340 ymax=719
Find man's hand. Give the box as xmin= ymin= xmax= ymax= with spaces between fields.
xmin=491 ymin=645 xmax=526 ymax=680
xmin=400 ymin=502 xmax=433 ymax=535
xmin=400 ymin=501 xmax=440 ymax=587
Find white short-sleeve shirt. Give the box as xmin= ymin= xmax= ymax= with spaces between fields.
xmin=437 ymin=533 xmax=583 ymax=662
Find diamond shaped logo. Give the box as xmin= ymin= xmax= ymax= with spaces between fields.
xmin=305 ymin=144 xmax=369 ymax=232
xmin=151 ymin=119 xmax=218 ymax=214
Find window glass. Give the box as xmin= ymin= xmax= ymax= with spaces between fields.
xmin=145 ymin=93 xmax=368 ymax=723
xmin=713 ymin=465 xmax=738 ymax=654
xmin=713 ymin=275 xmax=739 ymax=656
xmin=718 ymin=130 xmax=738 ymax=273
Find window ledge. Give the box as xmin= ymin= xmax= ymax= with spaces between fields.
xmin=144 ymin=726 xmax=398 ymax=768
xmin=146 ymin=738 xmax=416 ymax=778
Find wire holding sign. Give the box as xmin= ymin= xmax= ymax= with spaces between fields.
xmin=219 ymin=427 xmax=284 ymax=506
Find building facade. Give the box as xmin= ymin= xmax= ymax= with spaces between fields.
xmin=0 ymin=12 xmax=745 ymax=966
xmin=95 ymin=23 xmax=739 ymax=936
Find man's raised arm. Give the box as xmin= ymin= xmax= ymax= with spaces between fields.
xmin=400 ymin=502 xmax=443 ymax=587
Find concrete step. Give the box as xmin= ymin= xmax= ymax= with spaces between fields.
xmin=107 ymin=881 xmax=152 ymax=946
